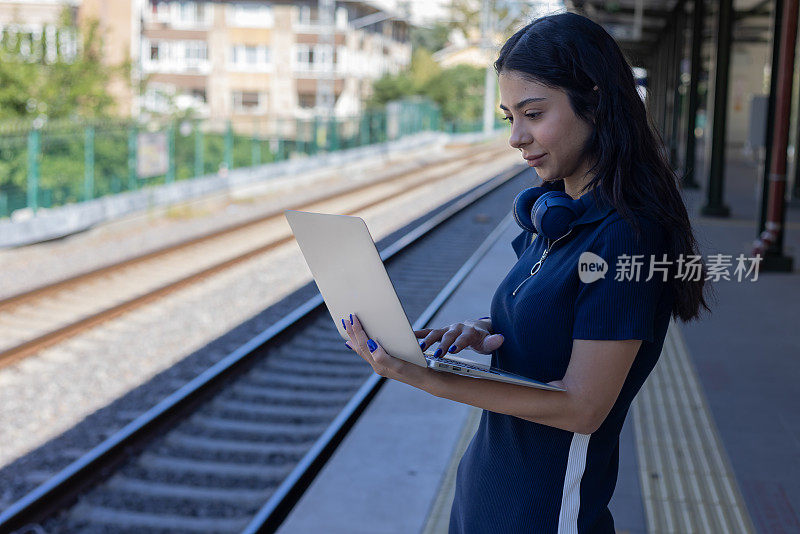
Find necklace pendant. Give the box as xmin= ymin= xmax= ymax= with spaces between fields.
xmin=511 ymin=276 xmax=530 ymax=296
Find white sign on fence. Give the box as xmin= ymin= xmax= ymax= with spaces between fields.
xmin=137 ymin=131 xmax=169 ymax=178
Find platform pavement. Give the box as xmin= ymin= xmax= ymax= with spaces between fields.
xmin=276 ymin=212 xmax=647 ymax=534
xmin=677 ymin=153 xmax=800 ymax=534
xmin=276 ymin=150 xmax=800 ymax=534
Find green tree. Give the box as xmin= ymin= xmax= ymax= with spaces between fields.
xmin=0 ymin=7 xmax=132 ymax=214
xmin=409 ymin=48 xmax=441 ymax=89
xmin=410 ymin=22 xmax=451 ymax=53
xmin=365 ymin=49 xmax=443 ymax=110
xmin=365 ymin=59 xmax=485 ymax=125
xmin=365 ymin=72 xmax=416 ymax=109
xmin=422 ymin=64 xmax=485 ymax=123
xmin=447 ymin=0 xmax=543 ymax=49
xmin=0 ymin=7 xmax=126 ymax=122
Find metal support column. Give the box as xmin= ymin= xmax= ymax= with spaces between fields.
xmin=656 ymin=39 xmax=667 ymax=134
xmin=644 ymin=55 xmax=655 ymax=127
xmin=669 ymin=4 xmax=686 ymax=169
xmin=27 ymin=129 xmax=40 ymax=214
xmin=751 ymin=0 xmax=796 ymax=271
xmin=84 ymin=125 xmax=95 ymax=200
xmin=128 ymin=125 xmax=138 ymax=190
xmin=683 ymin=0 xmax=704 ymax=188
xmin=664 ymin=9 xmax=675 ymax=140
xmin=166 ymin=122 xmax=176 ymax=183
xmin=759 ymin=0 xmax=784 ymax=231
xmin=194 ymin=121 xmax=204 ymax=177
xmin=701 ymin=0 xmax=732 ymax=217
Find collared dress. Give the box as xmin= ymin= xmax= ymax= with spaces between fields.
xmin=449 ymin=193 xmax=674 ymax=534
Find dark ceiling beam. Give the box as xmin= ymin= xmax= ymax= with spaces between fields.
xmin=576 ymin=2 xmax=674 ymax=19
xmin=577 ymin=0 xmax=771 ymax=18
xmin=734 ymin=0 xmax=772 ymax=19
xmin=568 ymin=0 xmax=773 ymax=59
xmin=585 ymin=12 xmax=667 ymax=30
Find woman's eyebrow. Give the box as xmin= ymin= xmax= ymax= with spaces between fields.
xmin=499 ymin=97 xmax=547 ymax=111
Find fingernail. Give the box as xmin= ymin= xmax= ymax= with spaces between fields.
xmin=350 ymin=313 xmax=353 ymax=325
xmin=419 ymin=341 xmax=426 ymax=350
xmin=344 ymin=342 xmax=352 ymax=350
xmin=367 ymin=339 xmax=377 ymax=352
xmin=448 ymin=345 xmax=458 ymax=353
xmin=434 ymin=348 xmax=442 ymax=358
xmin=342 ymin=318 xmax=347 ymax=329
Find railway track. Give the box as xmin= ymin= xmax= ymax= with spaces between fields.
xmin=0 ymin=144 xmax=509 ymax=369
xmin=0 ymin=162 xmax=532 ymax=534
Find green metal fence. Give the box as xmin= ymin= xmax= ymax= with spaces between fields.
xmin=0 ymin=99 xmax=504 ymax=219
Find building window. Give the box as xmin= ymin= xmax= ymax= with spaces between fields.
xmin=178 ymin=1 xmax=194 ymax=23
xmin=143 ymin=83 xmax=175 ymax=113
xmin=335 ymin=7 xmax=347 ymax=29
xmin=149 ymin=1 xmax=211 ymax=27
xmin=228 ymin=2 xmax=274 ymax=27
xmin=316 ymin=44 xmax=333 ymax=66
xmin=294 ymin=44 xmax=338 ymax=72
xmin=143 ymin=38 xmax=209 ymax=73
xmin=230 ymin=44 xmax=270 ymax=70
xmin=298 ymin=93 xmax=315 ymax=109
xmin=246 ymin=45 xmax=258 ymax=64
xmin=295 ymin=44 xmax=310 ymax=69
xmin=233 ymin=91 xmax=263 ymax=112
xmin=153 ymin=1 xmax=171 ymax=22
xmin=296 ymin=4 xmax=315 ymax=25
xmin=185 ymin=41 xmax=207 ymax=66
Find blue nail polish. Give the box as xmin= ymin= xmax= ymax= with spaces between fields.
xmin=434 ymin=348 xmax=442 ymax=358
xmin=419 ymin=341 xmax=426 ymax=350
xmin=344 ymin=342 xmax=352 ymax=350
xmin=342 ymin=318 xmax=347 ymax=329
xmin=367 ymin=339 xmax=377 ymax=352
xmin=350 ymin=314 xmax=353 ymax=325
xmin=448 ymin=345 xmax=457 ymax=353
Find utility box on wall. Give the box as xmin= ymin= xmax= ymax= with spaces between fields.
xmin=746 ymin=94 xmax=768 ymax=154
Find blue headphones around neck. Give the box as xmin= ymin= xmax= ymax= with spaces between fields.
xmin=512 ymin=186 xmax=591 ymax=240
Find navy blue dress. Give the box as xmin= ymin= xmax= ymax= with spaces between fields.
xmin=449 ymin=192 xmax=674 ymax=534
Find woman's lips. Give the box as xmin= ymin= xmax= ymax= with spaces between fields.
xmin=526 ymin=154 xmax=546 ymax=166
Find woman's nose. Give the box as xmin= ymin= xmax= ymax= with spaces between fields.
xmin=508 ymin=126 xmax=531 ymax=150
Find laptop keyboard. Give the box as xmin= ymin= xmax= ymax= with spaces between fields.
xmin=431 ymin=356 xmax=502 ymax=374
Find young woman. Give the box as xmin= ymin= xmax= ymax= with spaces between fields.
xmin=343 ymin=11 xmax=713 ymax=534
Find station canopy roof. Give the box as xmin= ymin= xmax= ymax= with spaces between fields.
xmin=566 ymin=0 xmax=773 ymax=66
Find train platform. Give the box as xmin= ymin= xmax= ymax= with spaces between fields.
xmin=277 ymin=152 xmax=800 ymax=534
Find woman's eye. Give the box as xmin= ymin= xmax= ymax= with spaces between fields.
xmin=501 ymin=113 xmax=540 ymax=123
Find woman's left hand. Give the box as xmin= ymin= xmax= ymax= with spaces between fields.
xmin=342 ymin=313 xmax=426 ymax=384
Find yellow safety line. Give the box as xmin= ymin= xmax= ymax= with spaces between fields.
xmin=632 ymin=320 xmax=757 ymax=533
xmin=420 ymin=406 xmax=483 ymax=534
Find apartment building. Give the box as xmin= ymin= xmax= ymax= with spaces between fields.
xmin=0 ymin=0 xmax=80 ymax=63
xmin=79 ymin=0 xmax=412 ymax=128
xmin=1 ymin=0 xmax=411 ymax=133
xmin=78 ymin=0 xmax=139 ymax=116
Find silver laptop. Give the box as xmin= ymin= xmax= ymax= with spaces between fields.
xmin=284 ymin=209 xmax=565 ymax=392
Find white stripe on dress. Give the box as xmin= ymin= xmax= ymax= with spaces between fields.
xmin=557 ymin=432 xmax=591 ymax=534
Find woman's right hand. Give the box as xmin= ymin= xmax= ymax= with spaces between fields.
xmin=414 ymin=318 xmax=504 ymax=356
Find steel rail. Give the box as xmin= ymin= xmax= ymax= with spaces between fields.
xmin=0 ymin=163 xmax=526 ymax=534
xmin=0 ymin=147 xmax=506 ymax=369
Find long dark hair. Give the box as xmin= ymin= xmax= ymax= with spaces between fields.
xmin=495 ymin=11 xmax=713 ymax=322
